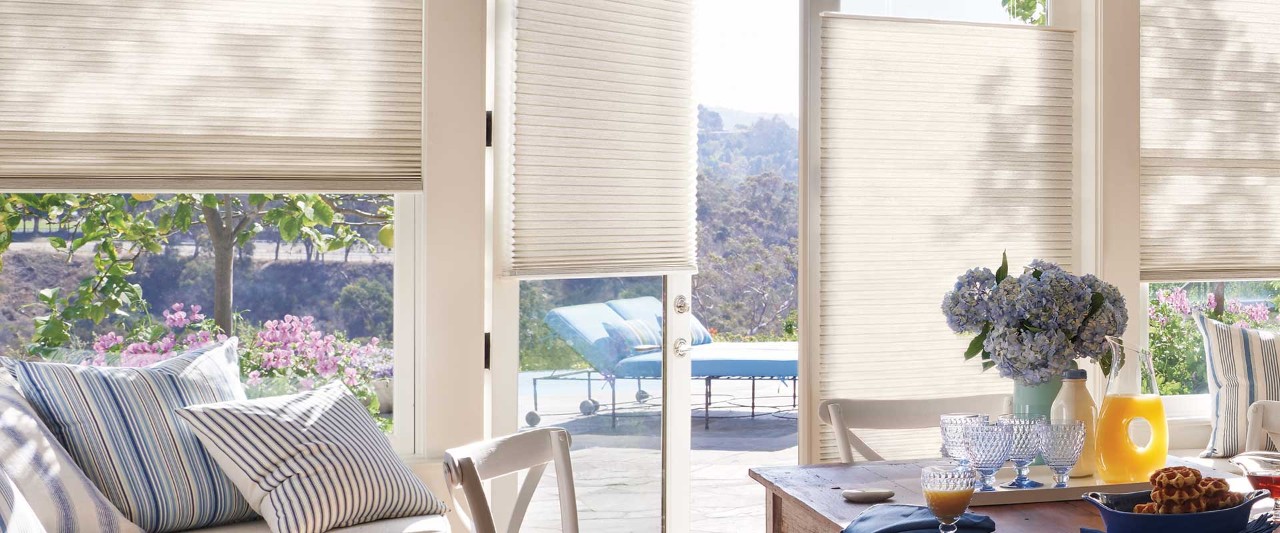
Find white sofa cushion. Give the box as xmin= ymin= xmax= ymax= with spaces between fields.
xmin=0 ymin=382 xmax=141 ymax=532
xmin=189 ymin=514 xmax=449 ymax=533
xmin=177 ymin=382 xmax=447 ymax=533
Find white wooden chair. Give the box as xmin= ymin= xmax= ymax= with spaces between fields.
xmin=1245 ymin=400 xmax=1280 ymax=452
xmin=818 ymin=394 xmax=1012 ymax=463
xmin=443 ymin=427 xmax=578 ymax=533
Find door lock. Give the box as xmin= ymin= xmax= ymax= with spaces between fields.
xmin=674 ymin=295 xmax=690 ymax=314
xmin=674 ymin=338 xmax=691 ymax=358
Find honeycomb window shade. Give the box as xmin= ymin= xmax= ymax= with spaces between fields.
xmin=0 ymin=0 xmax=423 ymax=192
xmin=501 ymin=0 xmax=697 ymax=279
xmin=1140 ymin=1 xmax=1280 ymax=281
xmin=815 ymin=14 xmax=1074 ymax=462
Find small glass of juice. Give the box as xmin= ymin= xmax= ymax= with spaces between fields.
xmin=921 ymin=465 xmax=977 ymax=533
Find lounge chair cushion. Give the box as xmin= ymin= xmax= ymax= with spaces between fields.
xmin=605 ymin=296 xmax=714 ymax=345
xmin=177 ymin=383 xmax=447 ymax=533
xmin=5 ymin=339 xmax=254 ymax=532
xmin=613 ymin=341 xmax=797 ymax=379
xmin=544 ymin=303 xmax=628 ymax=374
xmin=0 ymin=382 xmax=142 ymax=532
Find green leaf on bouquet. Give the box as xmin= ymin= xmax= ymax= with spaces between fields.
xmin=965 ymin=324 xmax=991 ymax=359
xmin=995 ymin=251 xmax=1009 ymax=282
xmin=981 ymin=360 xmax=996 ymax=372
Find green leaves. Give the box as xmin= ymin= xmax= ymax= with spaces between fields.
xmin=995 ymin=251 xmax=1009 ymax=283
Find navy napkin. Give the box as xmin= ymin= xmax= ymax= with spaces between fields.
xmin=844 ymin=504 xmax=996 ymax=533
xmin=1080 ymin=514 xmax=1274 ymax=533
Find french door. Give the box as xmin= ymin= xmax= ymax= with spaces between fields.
xmin=490 ymin=275 xmax=693 ymax=532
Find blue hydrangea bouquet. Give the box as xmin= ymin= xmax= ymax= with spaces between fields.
xmin=941 ymin=254 xmax=1128 ymax=386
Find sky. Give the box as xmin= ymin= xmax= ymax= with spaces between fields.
xmin=692 ymin=0 xmax=1027 ymax=115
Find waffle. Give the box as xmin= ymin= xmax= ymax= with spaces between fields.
xmin=1149 ymin=466 xmax=1202 ymax=488
xmin=1136 ymin=467 xmax=1245 ymax=515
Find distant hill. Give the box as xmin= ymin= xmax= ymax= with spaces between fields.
xmin=706 ymin=106 xmax=798 ymax=130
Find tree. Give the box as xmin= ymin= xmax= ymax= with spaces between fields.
xmin=0 ymin=193 xmax=392 ymax=351
xmin=1003 ymin=0 xmax=1047 ymax=26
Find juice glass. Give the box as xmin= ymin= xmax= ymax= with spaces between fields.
xmin=1094 ymin=337 xmax=1169 ymax=483
xmin=921 ymin=465 xmax=976 ymax=533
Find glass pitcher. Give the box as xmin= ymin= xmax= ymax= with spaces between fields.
xmin=1231 ymin=452 xmax=1280 ymax=523
xmin=1094 ymin=336 xmax=1169 ymax=483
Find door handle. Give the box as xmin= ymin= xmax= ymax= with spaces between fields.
xmin=674 ymin=338 xmax=690 ymax=358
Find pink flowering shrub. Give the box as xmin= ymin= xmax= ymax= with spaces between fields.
xmin=1149 ymin=287 xmax=1274 ymax=395
xmin=84 ymin=302 xmax=391 ymax=420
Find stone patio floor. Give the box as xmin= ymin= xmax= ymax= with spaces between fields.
xmin=517 ymin=370 xmax=799 ymax=533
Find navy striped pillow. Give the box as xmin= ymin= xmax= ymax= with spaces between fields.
xmin=6 ymin=339 xmax=256 ymax=532
xmin=177 ymin=382 xmax=447 ymax=533
xmin=1196 ymin=313 xmax=1280 ymax=457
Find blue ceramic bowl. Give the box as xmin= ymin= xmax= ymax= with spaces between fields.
xmin=1083 ymin=489 xmax=1269 ymax=533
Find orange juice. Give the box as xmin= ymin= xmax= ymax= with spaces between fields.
xmin=924 ymin=488 xmax=974 ymax=523
xmin=1095 ymin=394 xmax=1168 ymax=483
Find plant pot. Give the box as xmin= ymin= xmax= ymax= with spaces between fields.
xmin=1013 ymin=377 xmax=1063 ymax=420
xmin=373 ymin=378 xmax=393 ymax=414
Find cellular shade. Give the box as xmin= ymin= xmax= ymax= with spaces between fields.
xmin=502 ymin=0 xmax=697 ymax=278
xmin=815 ymin=14 xmax=1074 ymax=461
xmin=1140 ymin=0 xmax=1280 ymax=281
xmin=0 ymin=0 xmax=423 ymax=192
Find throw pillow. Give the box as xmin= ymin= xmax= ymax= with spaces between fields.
xmin=176 ymin=382 xmax=447 ymax=533
xmin=690 ymin=316 xmax=714 ymax=346
xmin=1195 ymin=313 xmax=1280 ymax=457
xmin=0 ymin=384 xmax=141 ymax=532
xmin=6 ymin=339 xmax=256 ymax=532
xmin=604 ymin=319 xmax=663 ymax=356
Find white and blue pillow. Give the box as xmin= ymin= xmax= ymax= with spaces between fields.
xmin=1195 ymin=314 xmax=1280 ymax=457
xmin=5 ymin=339 xmax=256 ymax=532
xmin=176 ymin=382 xmax=447 ymax=533
xmin=604 ymin=319 xmax=663 ymax=356
xmin=0 ymin=383 xmax=141 ymax=533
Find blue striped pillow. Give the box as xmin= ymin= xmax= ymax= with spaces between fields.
xmin=604 ymin=319 xmax=663 ymax=356
xmin=176 ymin=382 xmax=447 ymax=533
xmin=6 ymin=339 xmax=256 ymax=532
xmin=1195 ymin=313 xmax=1280 ymax=457
xmin=0 ymin=383 xmax=140 ymax=533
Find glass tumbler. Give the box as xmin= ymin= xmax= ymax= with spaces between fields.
xmin=921 ymin=465 xmax=977 ymax=533
xmin=963 ymin=422 xmax=1012 ymax=492
xmin=1039 ymin=421 xmax=1086 ymax=488
xmin=940 ymin=413 xmax=987 ymax=465
xmin=998 ymin=414 xmax=1047 ymax=489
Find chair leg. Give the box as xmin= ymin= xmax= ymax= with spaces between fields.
xmin=751 ymin=377 xmax=756 ymax=418
xmin=705 ymin=377 xmax=712 ymax=430
xmin=587 ymin=371 xmax=593 ymax=402
xmin=533 ymin=376 xmax=540 ymax=412
xmin=611 ymin=379 xmax=617 ymax=429
xmin=792 ymin=377 xmax=797 ymax=408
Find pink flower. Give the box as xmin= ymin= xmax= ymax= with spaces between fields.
xmin=93 ymin=332 xmax=124 ymax=353
xmin=247 ymin=370 xmax=262 ymax=387
xmin=343 ymin=367 xmax=358 ymax=387
xmin=298 ymin=377 xmax=315 ymax=391
xmin=1206 ymin=292 xmax=1217 ymax=311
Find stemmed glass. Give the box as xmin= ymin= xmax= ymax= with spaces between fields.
xmin=921 ymin=465 xmax=977 ymax=533
xmin=998 ymin=414 xmax=1046 ymax=489
xmin=963 ymin=422 xmax=1012 ymax=492
xmin=940 ymin=413 xmax=987 ymax=465
xmin=1039 ymin=421 xmax=1086 ymax=488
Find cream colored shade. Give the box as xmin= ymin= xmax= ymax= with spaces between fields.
xmin=815 ymin=14 xmax=1074 ymax=461
xmin=501 ymin=0 xmax=697 ymax=278
xmin=0 ymin=0 xmax=423 ymax=192
xmin=1140 ymin=0 xmax=1280 ymax=281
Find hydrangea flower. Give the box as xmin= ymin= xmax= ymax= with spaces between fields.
xmin=941 ymin=268 xmax=997 ymax=334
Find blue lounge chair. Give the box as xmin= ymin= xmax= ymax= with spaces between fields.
xmin=536 ymin=296 xmax=797 ymax=429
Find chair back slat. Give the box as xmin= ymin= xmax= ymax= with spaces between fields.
xmin=444 ymin=427 xmax=577 ymax=533
xmin=818 ymin=394 xmax=1012 ymax=463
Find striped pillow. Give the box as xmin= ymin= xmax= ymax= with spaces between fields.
xmin=176 ymin=382 xmax=447 ymax=533
xmin=0 ymin=384 xmax=140 ymax=533
xmin=1195 ymin=313 xmax=1280 ymax=457
xmin=6 ymin=339 xmax=256 ymax=532
xmin=604 ymin=319 xmax=663 ymax=356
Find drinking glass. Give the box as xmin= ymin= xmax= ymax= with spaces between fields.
xmin=997 ymin=414 xmax=1047 ymax=489
xmin=921 ymin=465 xmax=977 ymax=533
xmin=963 ymin=422 xmax=1012 ymax=492
xmin=1039 ymin=421 xmax=1086 ymax=488
xmin=940 ymin=413 xmax=987 ymax=465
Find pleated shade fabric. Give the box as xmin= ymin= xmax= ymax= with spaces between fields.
xmin=815 ymin=14 xmax=1074 ymax=461
xmin=1140 ymin=1 xmax=1280 ymax=281
xmin=503 ymin=0 xmax=697 ymax=278
xmin=0 ymin=0 xmax=423 ymax=192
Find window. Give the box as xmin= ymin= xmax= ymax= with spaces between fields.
xmin=1147 ymin=281 xmax=1278 ymax=396
xmin=839 ymin=0 xmax=1048 ymax=26
xmin=0 ymin=193 xmax=411 ymax=445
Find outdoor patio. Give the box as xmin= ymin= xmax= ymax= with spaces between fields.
xmin=518 ymin=369 xmax=800 ymax=533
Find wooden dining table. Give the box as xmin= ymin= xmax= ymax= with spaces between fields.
xmin=749 ymin=459 xmax=1271 ymax=533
